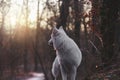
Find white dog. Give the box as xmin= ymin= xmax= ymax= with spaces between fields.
xmin=48 ymin=26 xmax=82 ymax=80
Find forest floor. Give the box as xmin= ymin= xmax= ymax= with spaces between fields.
xmin=15 ymin=67 xmax=120 ymax=80
xmin=89 ymin=61 xmax=120 ymax=80
xmin=2 ymin=61 xmax=119 ymax=80
xmin=15 ymin=72 xmax=45 ymax=80
xmin=15 ymin=62 xmax=120 ymax=80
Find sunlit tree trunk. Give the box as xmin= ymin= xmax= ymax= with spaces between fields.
xmin=83 ymin=17 xmax=88 ymax=48
xmin=34 ymin=0 xmax=49 ymax=80
xmin=24 ymin=0 xmax=29 ymax=72
xmin=0 ymin=0 xmax=10 ymax=78
xmin=0 ymin=1 xmax=6 ymax=56
xmin=0 ymin=15 xmax=4 ymax=77
xmin=0 ymin=14 xmax=5 ymax=46
xmin=34 ymin=0 xmax=40 ymax=71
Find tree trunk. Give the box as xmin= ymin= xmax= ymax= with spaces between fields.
xmin=56 ymin=0 xmax=70 ymax=30
xmin=91 ymin=0 xmax=101 ymax=33
xmin=24 ymin=0 xmax=29 ymax=72
xmin=34 ymin=0 xmax=49 ymax=80
xmin=74 ymin=0 xmax=81 ymax=47
xmin=100 ymin=0 xmax=119 ymax=65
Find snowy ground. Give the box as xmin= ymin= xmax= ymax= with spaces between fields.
xmin=16 ymin=72 xmax=45 ymax=80
xmin=26 ymin=72 xmax=44 ymax=80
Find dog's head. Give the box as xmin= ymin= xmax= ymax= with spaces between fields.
xmin=48 ymin=26 xmax=66 ymax=49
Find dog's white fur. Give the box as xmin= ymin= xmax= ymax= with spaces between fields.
xmin=48 ymin=26 xmax=82 ymax=80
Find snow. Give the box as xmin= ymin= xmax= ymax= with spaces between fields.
xmin=26 ymin=77 xmax=44 ymax=80
xmin=16 ymin=72 xmax=45 ymax=80
xmin=26 ymin=72 xmax=45 ymax=80
xmin=26 ymin=72 xmax=44 ymax=80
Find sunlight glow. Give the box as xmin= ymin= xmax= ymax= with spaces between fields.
xmin=29 ymin=13 xmax=36 ymax=22
xmin=10 ymin=17 xmax=16 ymax=26
xmin=1 ymin=0 xmax=59 ymax=31
xmin=11 ymin=0 xmax=23 ymax=6
xmin=4 ymin=0 xmax=45 ymax=30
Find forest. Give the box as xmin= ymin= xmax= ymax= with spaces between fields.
xmin=0 ymin=0 xmax=120 ymax=80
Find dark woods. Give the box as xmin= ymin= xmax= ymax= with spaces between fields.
xmin=0 ymin=0 xmax=120 ymax=80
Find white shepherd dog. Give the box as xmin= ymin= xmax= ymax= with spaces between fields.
xmin=48 ymin=26 xmax=82 ymax=80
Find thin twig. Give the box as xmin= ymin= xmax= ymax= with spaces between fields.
xmin=88 ymin=40 xmax=101 ymax=54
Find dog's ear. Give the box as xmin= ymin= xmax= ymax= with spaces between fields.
xmin=52 ymin=27 xmax=59 ymax=35
xmin=59 ymin=26 xmax=66 ymax=35
xmin=59 ymin=26 xmax=63 ymax=30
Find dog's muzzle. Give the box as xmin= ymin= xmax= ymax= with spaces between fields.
xmin=48 ymin=39 xmax=53 ymax=46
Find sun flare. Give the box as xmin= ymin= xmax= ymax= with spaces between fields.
xmin=4 ymin=0 xmax=45 ymax=30
xmin=10 ymin=17 xmax=16 ymax=26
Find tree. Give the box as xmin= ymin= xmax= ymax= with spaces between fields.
xmin=0 ymin=0 xmax=10 ymax=53
xmin=56 ymin=0 xmax=70 ymax=30
xmin=23 ymin=0 xmax=29 ymax=72
xmin=0 ymin=0 xmax=10 ymax=78
xmin=100 ymin=0 xmax=120 ymax=65
xmin=74 ymin=0 xmax=82 ymax=47
xmin=34 ymin=0 xmax=49 ymax=80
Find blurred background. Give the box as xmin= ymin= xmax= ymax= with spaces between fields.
xmin=0 ymin=0 xmax=120 ymax=80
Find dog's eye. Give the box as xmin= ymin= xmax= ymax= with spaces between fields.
xmin=52 ymin=32 xmax=60 ymax=37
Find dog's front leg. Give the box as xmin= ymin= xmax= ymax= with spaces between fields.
xmin=69 ymin=66 xmax=77 ymax=80
xmin=60 ymin=65 xmax=67 ymax=80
